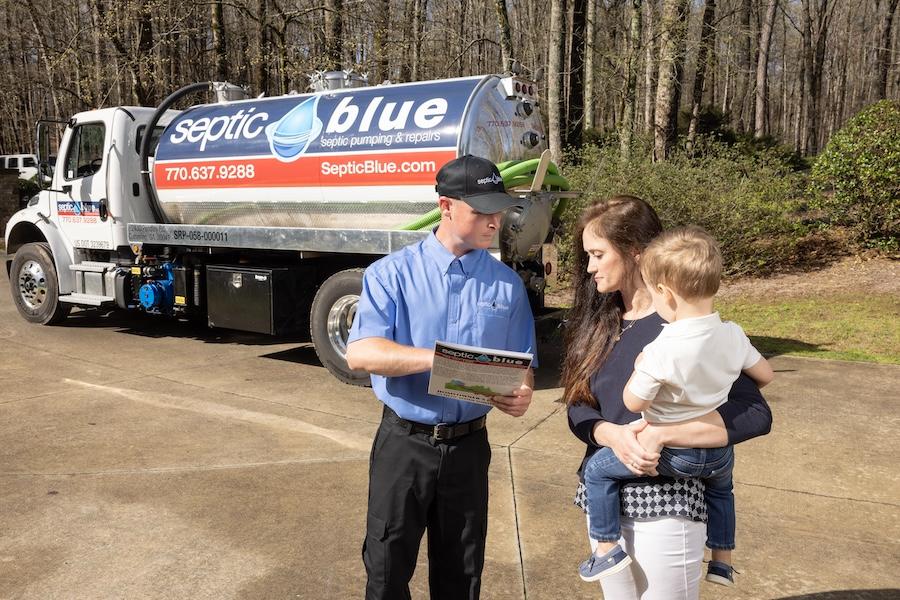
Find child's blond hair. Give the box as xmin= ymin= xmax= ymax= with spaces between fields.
xmin=640 ymin=226 xmax=723 ymax=300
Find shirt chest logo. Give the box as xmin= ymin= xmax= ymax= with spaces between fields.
xmin=477 ymin=300 xmax=509 ymax=314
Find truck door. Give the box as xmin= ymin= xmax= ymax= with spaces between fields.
xmin=55 ymin=121 xmax=115 ymax=251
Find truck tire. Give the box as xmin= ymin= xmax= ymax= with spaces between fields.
xmin=9 ymin=242 xmax=71 ymax=325
xmin=310 ymin=268 xmax=370 ymax=386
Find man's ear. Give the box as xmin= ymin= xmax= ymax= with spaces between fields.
xmin=438 ymin=196 xmax=453 ymax=218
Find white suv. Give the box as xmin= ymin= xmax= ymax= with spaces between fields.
xmin=1 ymin=154 xmax=39 ymax=180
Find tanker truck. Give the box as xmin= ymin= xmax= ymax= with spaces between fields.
xmin=4 ymin=73 xmax=573 ymax=385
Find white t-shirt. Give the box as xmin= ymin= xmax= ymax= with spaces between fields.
xmin=628 ymin=312 xmax=762 ymax=424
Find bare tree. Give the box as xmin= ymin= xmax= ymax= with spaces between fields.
xmin=654 ymin=0 xmax=689 ymax=161
xmin=548 ymin=0 xmax=565 ymax=160
xmin=874 ymin=0 xmax=900 ymax=98
xmin=324 ymin=0 xmax=343 ymax=70
xmin=688 ymin=0 xmax=716 ymax=149
xmin=755 ymin=0 xmax=779 ymax=138
xmin=583 ymin=0 xmax=596 ymax=131
xmin=620 ymin=0 xmax=642 ymax=158
xmin=495 ymin=0 xmax=514 ymax=71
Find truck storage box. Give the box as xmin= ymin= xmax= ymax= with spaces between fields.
xmin=206 ymin=265 xmax=306 ymax=335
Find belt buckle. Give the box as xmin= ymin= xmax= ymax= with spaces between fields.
xmin=433 ymin=423 xmax=451 ymax=441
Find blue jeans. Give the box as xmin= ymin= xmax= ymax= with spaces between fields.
xmin=584 ymin=445 xmax=735 ymax=550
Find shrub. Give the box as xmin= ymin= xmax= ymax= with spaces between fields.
xmin=810 ymin=100 xmax=900 ymax=252
xmin=558 ymin=137 xmax=813 ymax=278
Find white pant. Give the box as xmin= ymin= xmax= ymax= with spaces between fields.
xmin=587 ymin=515 xmax=705 ymax=600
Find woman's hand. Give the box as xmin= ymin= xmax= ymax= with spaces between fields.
xmin=593 ymin=419 xmax=660 ymax=476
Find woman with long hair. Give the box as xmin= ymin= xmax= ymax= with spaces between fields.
xmin=563 ymin=196 xmax=772 ymax=599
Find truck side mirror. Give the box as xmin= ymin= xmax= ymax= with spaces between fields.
xmin=36 ymin=122 xmax=51 ymax=189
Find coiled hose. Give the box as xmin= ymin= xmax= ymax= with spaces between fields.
xmin=399 ymin=157 xmax=571 ymax=231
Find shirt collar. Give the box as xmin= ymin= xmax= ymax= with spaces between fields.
xmin=423 ymin=230 xmax=484 ymax=276
xmin=661 ymin=311 xmax=722 ymax=335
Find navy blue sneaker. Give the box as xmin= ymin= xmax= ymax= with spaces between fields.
xmin=705 ymin=560 xmax=735 ymax=586
xmin=578 ymin=545 xmax=633 ymax=582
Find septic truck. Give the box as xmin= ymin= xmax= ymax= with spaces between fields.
xmin=4 ymin=72 xmax=573 ymax=385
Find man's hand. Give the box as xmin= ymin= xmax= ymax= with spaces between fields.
xmin=490 ymin=382 xmax=533 ymax=417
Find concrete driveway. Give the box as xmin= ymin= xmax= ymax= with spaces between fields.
xmin=1 ymin=273 xmax=897 ymax=599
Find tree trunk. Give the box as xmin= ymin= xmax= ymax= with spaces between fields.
xmin=583 ymin=0 xmax=596 ymax=131
xmin=733 ymin=0 xmax=752 ymax=132
xmin=256 ymin=0 xmax=270 ymax=95
xmin=324 ymin=0 xmax=343 ymax=71
xmin=495 ymin=0 xmax=514 ymax=72
xmin=373 ymin=0 xmax=390 ymax=83
xmin=412 ymin=0 xmax=425 ymax=80
xmin=567 ymin=0 xmax=586 ymax=148
xmin=548 ymin=0 xmax=565 ymax=161
xmin=25 ymin=0 xmax=61 ymax=118
xmin=688 ymin=0 xmax=716 ymax=150
xmin=754 ymin=0 xmax=778 ymax=138
xmin=211 ymin=0 xmax=228 ymax=81
xmin=620 ymin=0 xmax=642 ymax=159
xmin=654 ymin=0 xmax=688 ymax=161
xmin=875 ymin=0 xmax=900 ymax=98
xmin=643 ymin=0 xmax=656 ymax=136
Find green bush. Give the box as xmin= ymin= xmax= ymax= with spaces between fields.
xmin=811 ymin=100 xmax=900 ymax=252
xmin=558 ymin=137 xmax=812 ymax=277
xmin=16 ymin=176 xmax=40 ymax=202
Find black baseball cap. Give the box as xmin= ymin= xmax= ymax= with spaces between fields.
xmin=435 ymin=154 xmax=521 ymax=214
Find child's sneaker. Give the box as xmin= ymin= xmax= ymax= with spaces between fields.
xmin=578 ymin=545 xmax=633 ymax=582
xmin=705 ymin=560 xmax=735 ymax=586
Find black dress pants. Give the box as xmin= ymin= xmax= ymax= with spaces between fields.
xmin=363 ymin=408 xmax=491 ymax=600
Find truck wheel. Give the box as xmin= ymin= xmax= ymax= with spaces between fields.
xmin=310 ymin=268 xmax=370 ymax=386
xmin=9 ymin=242 xmax=71 ymax=325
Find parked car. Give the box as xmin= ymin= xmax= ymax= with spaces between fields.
xmin=1 ymin=154 xmax=39 ymax=180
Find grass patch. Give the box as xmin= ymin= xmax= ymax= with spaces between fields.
xmin=717 ymin=294 xmax=900 ymax=364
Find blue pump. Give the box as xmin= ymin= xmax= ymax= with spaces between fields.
xmin=138 ymin=263 xmax=175 ymax=312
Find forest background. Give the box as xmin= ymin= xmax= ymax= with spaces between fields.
xmin=0 ymin=0 xmax=897 ymax=361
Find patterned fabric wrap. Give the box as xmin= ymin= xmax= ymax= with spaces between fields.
xmin=574 ymin=478 xmax=708 ymax=522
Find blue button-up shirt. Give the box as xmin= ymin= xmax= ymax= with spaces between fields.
xmin=348 ymin=232 xmax=538 ymax=425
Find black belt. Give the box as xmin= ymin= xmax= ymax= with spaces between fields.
xmin=384 ymin=405 xmax=487 ymax=442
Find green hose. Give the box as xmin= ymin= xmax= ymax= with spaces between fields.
xmin=398 ymin=156 xmax=571 ymax=231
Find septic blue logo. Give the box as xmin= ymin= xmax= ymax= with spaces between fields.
xmin=265 ymin=96 xmax=323 ymax=161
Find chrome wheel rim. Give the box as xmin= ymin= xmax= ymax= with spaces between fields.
xmin=18 ymin=260 xmax=48 ymax=310
xmin=326 ymin=295 xmax=358 ymax=359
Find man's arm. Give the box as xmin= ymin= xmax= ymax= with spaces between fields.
xmin=346 ymin=337 xmax=433 ymax=377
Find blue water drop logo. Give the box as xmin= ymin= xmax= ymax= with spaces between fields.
xmin=265 ymin=96 xmax=323 ymax=161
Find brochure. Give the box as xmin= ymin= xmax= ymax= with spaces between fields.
xmin=427 ymin=340 xmax=533 ymax=405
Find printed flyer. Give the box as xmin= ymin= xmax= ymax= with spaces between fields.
xmin=427 ymin=340 xmax=533 ymax=405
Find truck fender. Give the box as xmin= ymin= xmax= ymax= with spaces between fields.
xmin=5 ymin=215 xmax=75 ymax=294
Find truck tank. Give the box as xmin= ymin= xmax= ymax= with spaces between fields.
xmin=152 ymin=75 xmax=548 ymax=230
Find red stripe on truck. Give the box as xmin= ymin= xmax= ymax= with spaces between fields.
xmin=154 ymin=150 xmax=457 ymax=189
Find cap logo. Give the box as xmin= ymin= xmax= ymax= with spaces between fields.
xmin=477 ymin=173 xmax=503 ymax=185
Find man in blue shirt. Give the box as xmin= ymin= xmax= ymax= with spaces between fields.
xmin=347 ymin=154 xmax=537 ymax=600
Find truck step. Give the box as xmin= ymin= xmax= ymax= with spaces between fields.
xmin=69 ymin=261 xmax=118 ymax=273
xmin=59 ymin=293 xmax=116 ymax=306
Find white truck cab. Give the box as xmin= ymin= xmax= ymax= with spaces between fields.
xmin=5 ymin=107 xmax=170 ymax=322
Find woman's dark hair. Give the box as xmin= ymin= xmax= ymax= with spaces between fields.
xmin=561 ymin=195 xmax=663 ymax=407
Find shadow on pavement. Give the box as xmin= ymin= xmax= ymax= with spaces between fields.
xmin=60 ymin=307 xmax=309 ymax=346
xmin=775 ymin=590 xmax=900 ymax=599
